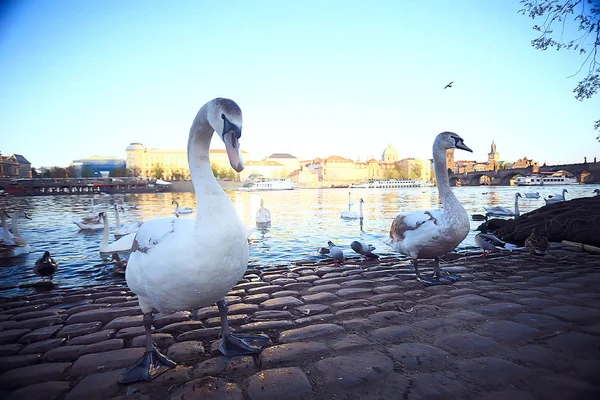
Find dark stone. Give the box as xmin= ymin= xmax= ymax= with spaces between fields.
xmin=20 ymin=338 xmax=66 ymax=355
xmin=19 ymin=325 xmax=62 ymax=344
xmin=239 ymin=320 xmax=294 ymax=332
xmin=66 ymin=307 xmax=141 ymax=325
xmin=295 ymin=314 xmax=335 ymax=325
xmin=516 ymin=298 xmax=563 ymax=308
xmin=295 ymin=304 xmax=330 ymax=316
xmin=115 ymin=326 xmax=148 ymax=339
xmin=305 ymin=284 xmax=341 ymax=293
xmin=542 ymin=306 xmax=599 ymax=324
xmin=314 ymin=351 xmax=393 ymax=389
xmin=435 ymin=333 xmax=501 ymax=356
xmin=152 ymin=311 xmax=191 ymax=329
xmin=176 ymin=327 xmax=221 ymax=342
xmin=42 ymin=345 xmax=84 ymax=362
xmin=245 ymin=367 xmax=312 ymax=400
xmin=260 ymin=297 xmax=304 ymax=309
xmin=65 ymin=368 xmax=123 ymax=400
xmin=166 ymin=341 xmax=205 ymax=363
xmin=368 ymin=311 xmax=411 ymax=326
xmin=328 ymin=334 xmax=374 ymax=351
xmin=0 ymin=353 xmax=42 ymax=373
xmin=262 ymin=341 xmax=329 ymax=367
xmin=252 ymin=310 xmax=293 ymax=320
xmin=546 ymin=332 xmax=600 ymax=359
xmin=131 ymin=333 xmax=174 ymax=349
xmin=388 ymin=342 xmax=453 ymax=372
xmin=478 ymin=302 xmax=528 ymax=314
xmin=0 ymin=329 xmax=31 ymax=345
xmin=10 ymin=309 xmax=64 ymax=322
xmin=169 ymin=376 xmax=243 ymax=400
xmin=69 ymin=329 xmax=116 ymax=345
xmin=0 ymin=362 xmax=71 ymax=390
xmin=243 ymin=294 xmax=271 ymax=304
xmin=68 ymin=348 xmax=145 ymax=376
xmin=456 ymin=357 xmax=531 ymax=389
xmin=193 ymin=356 xmax=257 ymax=378
xmin=334 ymin=288 xmax=373 ymax=298
xmin=511 ymin=313 xmax=570 ymax=332
xmin=57 ymin=322 xmax=102 ymax=338
xmin=271 ymin=290 xmax=301 ymax=299
xmin=156 ymin=320 xmax=204 ymax=334
xmin=0 ymin=343 xmax=22 ymax=356
xmin=279 ymin=323 xmax=344 ymax=343
xmin=335 ymin=306 xmax=379 ymax=319
xmin=441 ymin=294 xmax=491 ymax=308
xmin=341 ymin=318 xmax=375 ymax=331
xmin=369 ymin=326 xmax=416 ymax=343
xmin=104 ymin=315 xmax=143 ymax=330
xmin=5 ymin=381 xmax=71 ymax=400
xmin=475 ymin=320 xmax=540 ymax=343
xmin=302 ymin=292 xmax=339 ymax=303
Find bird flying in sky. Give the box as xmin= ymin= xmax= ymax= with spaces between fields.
xmin=444 ymin=81 xmax=453 ymax=89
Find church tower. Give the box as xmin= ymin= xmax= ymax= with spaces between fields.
xmin=487 ymin=140 xmax=500 ymax=170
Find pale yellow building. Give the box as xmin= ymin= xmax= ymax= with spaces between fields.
xmin=397 ymin=158 xmax=433 ymax=182
xmin=125 ymin=143 xmax=249 ymax=179
xmin=264 ymin=153 xmax=300 ymax=177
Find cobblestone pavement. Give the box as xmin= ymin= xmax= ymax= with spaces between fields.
xmin=1 ymin=248 xmax=599 ymax=399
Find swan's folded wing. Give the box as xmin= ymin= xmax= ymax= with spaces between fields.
xmin=132 ymin=217 xmax=184 ymax=254
xmin=390 ymin=210 xmax=440 ymax=241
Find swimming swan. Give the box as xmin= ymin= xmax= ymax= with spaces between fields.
xmin=545 ymin=189 xmax=568 ymax=205
xmin=256 ymin=198 xmax=271 ymax=226
xmin=98 ymin=212 xmax=135 ymax=254
xmin=0 ymin=210 xmax=32 ymax=258
xmin=484 ymin=193 xmax=522 ymax=217
xmin=119 ymin=98 xmax=268 ymax=384
xmin=389 ymin=132 xmax=472 ymax=285
xmin=341 ymin=195 xmax=363 ymax=220
xmin=172 ymin=200 xmax=194 ymax=215
xmin=113 ymin=204 xmax=141 ymax=238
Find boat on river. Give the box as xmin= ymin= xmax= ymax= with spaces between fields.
xmin=350 ymin=179 xmax=434 ymax=189
xmin=515 ymin=172 xmax=578 ymax=186
xmin=238 ymin=176 xmax=297 ymax=191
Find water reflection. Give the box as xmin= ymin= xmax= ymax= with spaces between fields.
xmin=1 ymin=184 xmax=599 ymax=297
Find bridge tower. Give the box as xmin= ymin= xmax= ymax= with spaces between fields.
xmin=487 ymin=140 xmax=500 ymax=171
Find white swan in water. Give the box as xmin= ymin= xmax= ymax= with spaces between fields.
xmin=172 ymin=200 xmax=194 ymax=215
xmin=98 ymin=212 xmax=135 ymax=254
xmin=341 ymin=195 xmax=363 ymax=220
xmin=0 ymin=210 xmax=32 ymax=258
xmin=523 ymin=192 xmax=540 ymax=199
xmin=119 ymin=98 xmax=268 ymax=384
xmin=113 ymin=204 xmax=142 ymax=238
xmin=545 ymin=189 xmax=568 ymax=205
xmin=484 ymin=193 xmax=522 ymax=217
xmin=255 ymin=199 xmax=271 ymax=226
xmin=74 ymin=198 xmax=105 ymax=230
xmin=389 ymin=132 xmax=472 ymax=285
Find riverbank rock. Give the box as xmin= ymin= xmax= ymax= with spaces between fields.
xmin=0 ymin=252 xmax=599 ymax=399
xmin=492 ymin=196 xmax=600 ymax=246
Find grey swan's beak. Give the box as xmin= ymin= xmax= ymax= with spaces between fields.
xmin=455 ymin=138 xmax=472 ymax=153
xmin=222 ymin=115 xmax=244 ymax=172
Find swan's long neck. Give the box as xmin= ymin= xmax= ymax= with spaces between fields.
xmin=1 ymin=213 xmax=10 ymax=238
xmin=433 ymin=145 xmax=461 ymax=212
xmin=187 ymin=104 xmax=231 ymax=215
xmin=11 ymin=215 xmax=22 ymax=238
xmin=101 ymin=215 xmax=109 ymax=247
xmin=114 ymin=205 xmax=121 ymax=228
xmin=514 ymin=195 xmax=520 ymax=215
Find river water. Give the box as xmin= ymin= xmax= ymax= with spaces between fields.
xmin=1 ymin=184 xmax=598 ymax=297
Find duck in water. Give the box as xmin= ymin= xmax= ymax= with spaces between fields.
xmin=34 ymin=251 xmax=58 ymax=281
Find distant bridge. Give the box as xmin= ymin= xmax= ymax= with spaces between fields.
xmin=448 ymin=161 xmax=600 ymax=186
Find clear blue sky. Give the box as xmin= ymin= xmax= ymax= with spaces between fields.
xmin=1 ymin=0 xmax=598 ymax=169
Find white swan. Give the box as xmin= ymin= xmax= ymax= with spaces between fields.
xmin=0 ymin=210 xmax=12 ymax=241
xmin=484 ymin=193 xmax=522 ymax=217
xmin=0 ymin=210 xmax=32 ymax=258
xmin=594 ymin=189 xmax=600 ymax=196
xmin=523 ymin=192 xmax=540 ymax=199
xmin=255 ymin=199 xmax=271 ymax=226
xmin=545 ymin=189 xmax=568 ymax=205
xmin=119 ymin=98 xmax=268 ymax=384
xmin=341 ymin=196 xmax=363 ymax=220
xmin=98 ymin=212 xmax=135 ymax=254
xmin=113 ymin=204 xmax=141 ymax=238
xmin=389 ymin=132 xmax=472 ymax=285
xmin=172 ymin=200 xmax=194 ymax=215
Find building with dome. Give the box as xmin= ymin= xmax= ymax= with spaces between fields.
xmin=382 ymin=143 xmax=399 ymax=163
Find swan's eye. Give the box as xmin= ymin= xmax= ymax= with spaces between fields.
xmin=221 ymin=114 xmax=225 ymax=120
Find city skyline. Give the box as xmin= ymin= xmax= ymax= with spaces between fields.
xmin=1 ymin=1 xmax=598 ymax=169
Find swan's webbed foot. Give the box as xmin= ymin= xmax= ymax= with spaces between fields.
xmin=118 ymin=347 xmax=176 ymax=384
xmin=219 ymin=332 xmax=270 ymax=357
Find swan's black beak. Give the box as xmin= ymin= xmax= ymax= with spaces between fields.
xmin=455 ymin=138 xmax=472 ymax=153
xmin=222 ymin=115 xmax=244 ymax=172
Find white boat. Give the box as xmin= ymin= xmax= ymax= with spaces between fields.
xmin=239 ymin=177 xmax=297 ymax=191
xmin=350 ymin=179 xmax=434 ymax=189
xmin=515 ymin=172 xmax=578 ymax=186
